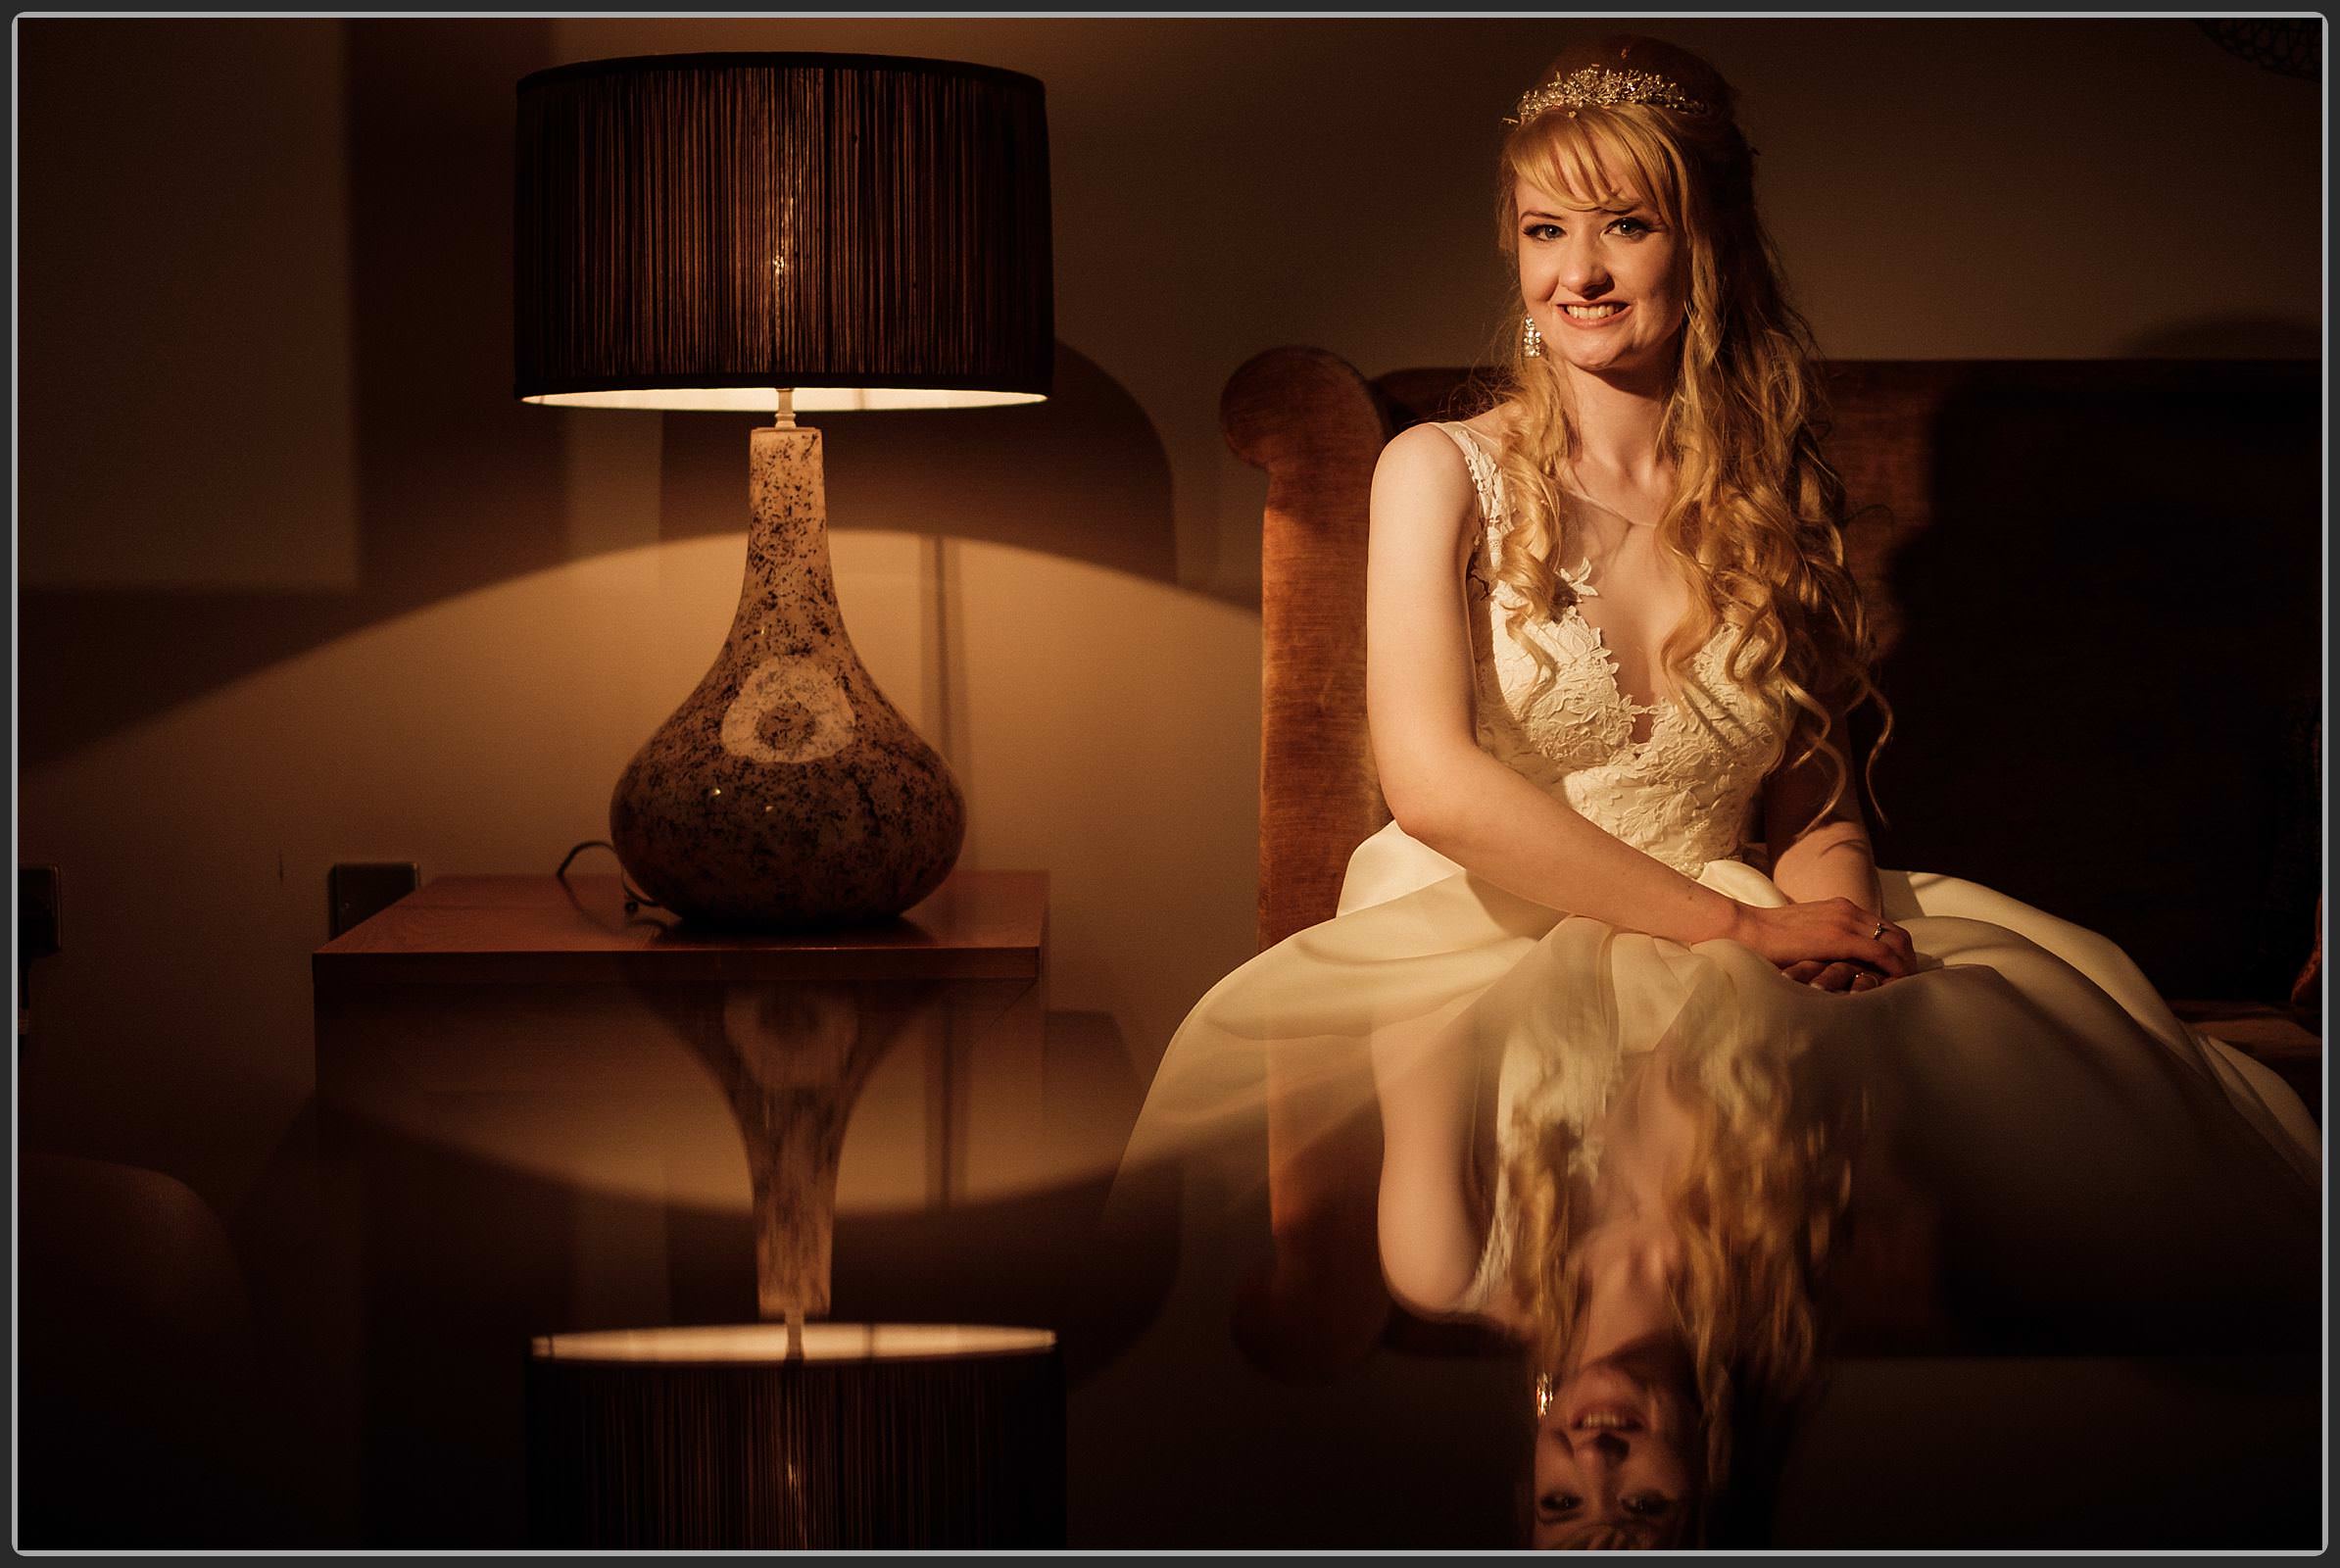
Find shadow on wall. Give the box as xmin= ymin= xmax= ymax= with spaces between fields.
xmin=18 ymin=20 xmax=563 ymax=768
xmin=1860 ymin=355 xmax=2319 ymax=1004
xmin=20 ymin=17 xmax=1177 ymax=769
xmin=2116 ymin=318 xmax=2319 ymax=358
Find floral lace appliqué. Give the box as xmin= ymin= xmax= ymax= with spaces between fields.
xmin=1433 ymin=421 xmax=1786 ymax=878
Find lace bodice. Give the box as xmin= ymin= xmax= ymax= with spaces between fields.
xmin=1433 ymin=421 xmax=1787 ymax=877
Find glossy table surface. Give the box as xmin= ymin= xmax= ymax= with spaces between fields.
xmin=314 ymin=870 xmax=1048 ymax=990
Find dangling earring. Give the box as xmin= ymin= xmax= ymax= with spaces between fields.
xmin=1535 ymin=1372 xmax=1555 ymax=1416
xmin=1522 ymin=314 xmax=1544 ymax=359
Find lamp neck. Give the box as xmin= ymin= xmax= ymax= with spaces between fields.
xmin=733 ymin=423 xmax=837 ymax=647
xmin=773 ymin=387 xmax=796 ymax=429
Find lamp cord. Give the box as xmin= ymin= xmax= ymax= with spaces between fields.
xmin=557 ymin=841 xmax=665 ymax=914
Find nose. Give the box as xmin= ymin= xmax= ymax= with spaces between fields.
xmin=1557 ymin=233 xmax=1611 ymax=299
xmin=1573 ymin=1429 xmax=1631 ymax=1462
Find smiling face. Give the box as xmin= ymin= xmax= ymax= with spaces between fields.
xmin=1530 ymin=1343 xmax=1701 ymax=1549
xmin=1515 ymin=171 xmax=1691 ymax=386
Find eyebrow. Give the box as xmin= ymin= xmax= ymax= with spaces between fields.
xmin=1518 ymin=203 xmax=1652 ymax=221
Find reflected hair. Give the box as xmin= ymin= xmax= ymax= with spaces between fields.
xmin=1504 ymin=1033 xmax=1862 ymax=1500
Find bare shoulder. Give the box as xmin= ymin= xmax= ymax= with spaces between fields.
xmin=1376 ymin=419 xmax=1473 ymax=482
xmin=1372 ymin=423 xmax=1480 ymax=551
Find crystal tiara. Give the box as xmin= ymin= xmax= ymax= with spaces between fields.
xmin=1507 ymin=63 xmax=1716 ymax=124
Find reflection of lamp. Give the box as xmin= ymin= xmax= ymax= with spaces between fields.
xmin=527 ymin=1325 xmax=1064 ymax=1548
xmin=514 ymin=53 xmax=1052 ymax=928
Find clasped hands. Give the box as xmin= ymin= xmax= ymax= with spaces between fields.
xmin=1779 ymin=955 xmax=1892 ymax=993
xmin=1728 ymin=896 xmax=1916 ymax=995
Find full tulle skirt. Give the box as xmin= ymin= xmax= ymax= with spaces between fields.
xmin=1115 ymin=821 xmax=2320 ymax=1342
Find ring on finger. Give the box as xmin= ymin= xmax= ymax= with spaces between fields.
xmin=1870 ymin=920 xmax=1886 ymax=941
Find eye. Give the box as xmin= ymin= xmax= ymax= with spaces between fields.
xmin=1522 ymin=221 xmax=1563 ymax=242
xmin=1536 ymin=1492 xmax=1582 ymax=1520
xmin=1611 ymin=216 xmax=1656 ymax=237
xmin=1622 ymin=1492 xmax=1676 ymax=1518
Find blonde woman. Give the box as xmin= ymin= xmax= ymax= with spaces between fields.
xmin=1118 ymin=32 xmax=2319 ymax=1531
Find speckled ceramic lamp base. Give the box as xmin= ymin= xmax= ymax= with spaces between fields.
xmin=609 ymin=422 xmax=964 ymax=928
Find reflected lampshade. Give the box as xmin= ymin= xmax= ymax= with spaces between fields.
xmin=526 ymin=1324 xmax=1065 ymax=1548
xmin=514 ymin=52 xmax=1053 ymax=412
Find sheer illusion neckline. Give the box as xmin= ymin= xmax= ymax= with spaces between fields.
xmin=1443 ymin=420 xmax=1664 ymax=529
xmin=1565 ymin=600 xmax=1665 ymax=745
xmin=1440 ymin=421 xmax=1716 ymax=747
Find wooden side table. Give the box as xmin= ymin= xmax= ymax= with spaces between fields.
xmin=310 ymin=869 xmax=1048 ymax=1544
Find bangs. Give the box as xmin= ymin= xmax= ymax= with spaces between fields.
xmin=1508 ymin=110 xmax=1682 ymax=223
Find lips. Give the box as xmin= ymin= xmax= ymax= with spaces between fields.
xmin=1568 ymin=1401 xmax=1645 ymax=1432
xmin=1557 ymin=302 xmax=1631 ymax=327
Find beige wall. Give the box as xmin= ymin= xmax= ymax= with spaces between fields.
xmin=14 ymin=19 xmax=2319 ymax=1537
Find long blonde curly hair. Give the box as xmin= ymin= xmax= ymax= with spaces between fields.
xmin=1487 ymin=37 xmax=1889 ymax=829
xmin=1507 ymin=1031 xmax=1863 ymax=1502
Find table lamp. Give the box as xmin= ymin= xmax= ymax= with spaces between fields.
xmin=514 ymin=53 xmax=1052 ymax=929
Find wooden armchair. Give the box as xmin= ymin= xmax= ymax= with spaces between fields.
xmin=1222 ymin=348 xmax=2322 ymax=1371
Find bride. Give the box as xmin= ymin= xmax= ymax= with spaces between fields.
xmin=1118 ymin=31 xmax=2319 ymax=1537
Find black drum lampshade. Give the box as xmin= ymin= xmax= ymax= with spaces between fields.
xmin=516 ymin=52 xmax=1052 ymax=411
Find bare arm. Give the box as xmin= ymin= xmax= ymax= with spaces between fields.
xmin=1760 ymin=704 xmax=1921 ymax=992
xmin=1371 ymin=1004 xmax=1490 ymax=1318
xmin=1366 ymin=425 xmax=1744 ymax=946
xmin=1763 ymin=713 xmax=1884 ymax=913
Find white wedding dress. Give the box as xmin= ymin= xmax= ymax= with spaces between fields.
xmin=1119 ymin=421 xmax=2319 ymax=1339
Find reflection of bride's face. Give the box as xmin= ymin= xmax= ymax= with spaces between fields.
xmin=1530 ymin=1345 xmax=1699 ymax=1549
